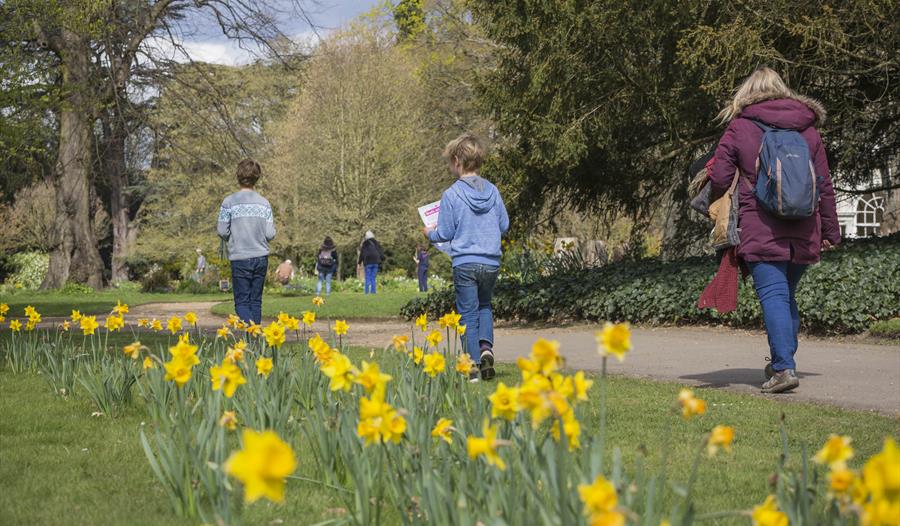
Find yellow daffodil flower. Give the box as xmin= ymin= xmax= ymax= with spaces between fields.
xmin=302 ymin=311 xmax=316 ymax=327
xmin=489 ymin=382 xmax=521 ymax=421
xmin=707 ymin=425 xmax=735 ymax=456
xmin=573 ymin=371 xmax=593 ymax=401
xmin=312 ymin=296 xmax=325 ymax=307
xmin=112 ymin=300 xmax=129 ymax=315
xmin=263 ymin=322 xmax=286 ymax=349
xmin=225 ymin=429 xmax=296 ymax=503
xmin=219 ymin=410 xmax=238 ymax=431
xmin=150 ymin=319 xmax=163 ymax=331
xmin=596 ymin=322 xmax=632 ymax=362
xmin=423 ymin=352 xmax=446 ymax=377
xmin=353 ymin=361 xmax=392 ymax=394
xmin=466 ymin=419 xmax=506 ymax=471
xmin=678 ymin=388 xmax=707 ymax=419
xmin=431 ymin=418 xmax=453 ymax=444
xmin=142 ymin=356 xmax=156 ymax=370
xmin=426 ymin=329 xmax=443 ymax=348
xmin=814 ymin=434 xmax=854 ymax=469
xmin=456 ymin=353 xmax=475 ymax=375
xmin=123 ymin=341 xmax=145 ymax=360
xmin=210 ymin=360 xmax=247 ymax=398
xmin=10 ymin=319 xmax=22 ymax=332
xmin=321 ymin=353 xmax=356 ymax=391
xmin=391 ymin=334 xmax=409 ymax=352
xmin=333 ymin=319 xmax=349 ymax=336
xmin=256 ymin=357 xmax=273 ymax=378
xmin=184 ymin=311 xmax=198 ymax=326
xmin=751 ymin=495 xmax=788 ymax=526
xmin=80 ymin=315 xmax=99 ymax=335
xmin=415 ymin=313 xmax=427 ymax=332
xmin=167 ymin=316 xmax=182 ymax=335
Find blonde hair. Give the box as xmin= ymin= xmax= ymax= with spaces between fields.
xmin=718 ymin=67 xmax=794 ymax=123
xmin=443 ymin=133 xmax=485 ymax=173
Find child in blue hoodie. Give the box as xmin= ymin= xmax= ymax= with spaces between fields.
xmin=425 ymin=133 xmax=509 ymax=382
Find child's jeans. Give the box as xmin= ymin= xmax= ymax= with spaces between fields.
xmin=452 ymin=263 xmax=499 ymax=364
xmin=231 ymin=256 xmax=268 ymax=324
xmin=748 ymin=261 xmax=808 ymax=372
xmin=317 ymin=272 xmax=333 ymax=296
xmin=364 ymin=264 xmax=379 ymax=294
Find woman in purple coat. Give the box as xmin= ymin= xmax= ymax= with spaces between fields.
xmin=710 ymin=67 xmax=841 ymax=393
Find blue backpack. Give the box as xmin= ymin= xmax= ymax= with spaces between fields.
xmin=751 ymin=121 xmax=819 ymax=219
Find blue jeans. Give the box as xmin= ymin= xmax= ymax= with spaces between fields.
xmin=231 ymin=256 xmax=268 ymax=325
xmin=453 ymin=263 xmax=499 ymax=364
xmin=749 ymin=261 xmax=808 ymax=372
xmin=317 ymin=272 xmax=333 ymax=296
xmin=364 ymin=264 xmax=379 ymax=294
xmin=417 ymin=266 xmax=428 ymax=292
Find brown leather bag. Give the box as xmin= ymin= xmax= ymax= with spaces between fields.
xmin=708 ymin=169 xmax=741 ymax=249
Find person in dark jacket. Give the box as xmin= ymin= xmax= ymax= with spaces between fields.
xmin=358 ymin=231 xmax=384 ymax=294
xmin=413 ymin=244 xmax=430 ymax=292
xmin=315 ymin=237 xmax=339 ymax=296
xmin=709 ymin=67 xmax=840 ymax=394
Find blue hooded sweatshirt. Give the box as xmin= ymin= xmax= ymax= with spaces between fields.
xmin=427 ymin=175 xmax=510 ymax=267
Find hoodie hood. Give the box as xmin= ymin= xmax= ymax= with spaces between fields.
xmin=453 ymin=175 xmax=499 ymax=214
xmin=736 ymin=92 xmax=826 ymax=130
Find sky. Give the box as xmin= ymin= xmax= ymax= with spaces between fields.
xmin=168 ymin=0 xmax=384 ymax=65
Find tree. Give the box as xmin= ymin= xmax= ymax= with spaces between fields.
xmin=468 ymin=0 xmax=899 ymax=254
xmin=1 ymin=0 xmax=313 ymax=288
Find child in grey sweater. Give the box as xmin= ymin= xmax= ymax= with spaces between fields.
xmin=217 ymin=159 xmax=275 ymax=324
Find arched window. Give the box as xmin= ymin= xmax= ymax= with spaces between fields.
xmin=855 ymin=194 xmax=885 ymax=238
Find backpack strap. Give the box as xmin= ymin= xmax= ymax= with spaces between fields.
xmin=727 ymin=168 xmax=741 ymax=196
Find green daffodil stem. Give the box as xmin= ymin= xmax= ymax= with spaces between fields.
xmin=680 ymin=435 xmax=707 ymax=521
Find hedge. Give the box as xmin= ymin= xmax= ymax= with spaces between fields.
xmin=400 ymin=233 xmax=900 ymax=335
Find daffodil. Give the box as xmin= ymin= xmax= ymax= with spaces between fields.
xmin=245 ymin=323 xmax=262 ymax=336
xmin=438 ymin=311 xmax=461 ymax=329
xmin=814 ymin=434 xmax=854 ymax=469
xmin=169 ymin=333 xmax=199 ymax=360
xmin=24 ymin=305 xmax=37 ymax=318
xmin=142 ymin=356 xmax=156 ymax=370
xmin=412 ymin=346 xmax=424 ymax=365
xmin=333 ymin=319 xmax=349 ymax=336
xmin=707 ymin=425 xmax=735 ymax=456
xmin=573 ymin=371 xmax=593 ymax=401
xmin=578 ymin=474 xmax=618 ymax=518
xmin=312 ymin=296 xmax=325 ymax=307
xmin=184 ymin=311 xmax=198 ymax=326
xmin=210 ymin=360 xmax=247 ymax=398
xmin=80 ymin=315 xmax=99 ymax=335
xmin=263 ymin=321 xmax=286 ymax=349
xmin=217 ymin=326 xmax=232 ymax=339
xmin=423 ymin=352 xmax=446 ymax=377
xmin=828 ymin=468 xmax=856 ymax=498
xmin=596 ymin=322 xmax=631 ymax=361
xmin=167 ymin=316 xmax=182 ymax=334
xmin=226 ymin=314 xmax=241 ymax=327
xmin=357 ymin=391 xmax=406 ymax=446
xmin=678 ymin=388 xmax=707 ymax=419
xmin=391 ymin=334 xmax=409 ymax=352
xmin=105 ymin=314 xmax=125 ymax=332
xmin=321 ymin=353 xmax=356 ymax=391
xmin=225 ymin=429 xmax=296 ymax=503
xmin=0 ymin=303 xmax=8 ymax=315
xmin=456 ymin=353 xmax=475 ymax=374
xmin=123 ymin=341 xmax=145 ymax=360
xmin=426 ymin=329 xmax=443 ymax=348
xmin=859 ymin=437 xmax=900 ymax=524
xmin=466 ymin=419 xmax=506 ymax=470
xmin=531 ymin=338 xmax=562 ymax=374
xmin=302 ymin=311 xmax=316 ymax=327
xmin=60 ymin=320 xmax=70 ymax=331
xmin=220 ymin=410 xmax=238 ymax=431
xmin=150 ymin=319 xmax=163 ymax=331
xmin=551 ymin=410 xmax=582 ymax=451
xmin=456 ymin=324 xmax=466 ymax=336
xmin=137 ymin=318 xmax=149 ymax=328
xmin=112 ymin=300 xmax=129 ymax=315
xmin=10 ymin=319 xmax=22 ymax=332
xmin=281 ymin=316 xmax=300 ymax=331
xmin=256 ymin=357 xmax=273 ymax=378
xmin=751 ymin=495 xmax=788 ymax=526
xmin=415 ymin=313 xmax=427 ymax=331
xmin=353 ymin=361 xmax=392 ymax=394
xmin=164 ymin=355 xmax=196 ymax=387
xmin=431 ymin=418 xmax=453 ymax=444
xmin=489 ymin=382 xmax=521 ymax=421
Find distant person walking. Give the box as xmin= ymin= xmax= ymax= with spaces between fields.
xmin=274 ymin=258 xmax=295 ymax=288
xmin=316 ymin=237 xmax=339 ymax=296
xmin=217 ymin=159 xmax=275 ymax=325
xmin=358 ymin=231 xmax=384 ymax=295
xmin=414 ymin=244 xmax=430 ymax=292
xmin=709 ymin=67 xmax=839 ymax=393
xmin=425 ymin=133 xmax=509 ymax=382
xmin=194 ymin=248 xmax=207 ymax=281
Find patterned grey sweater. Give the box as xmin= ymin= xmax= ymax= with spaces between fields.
xmin=217 ymin=190 xmax=276 ymax=261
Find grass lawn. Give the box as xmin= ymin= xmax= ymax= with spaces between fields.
xmin=2 ymin=290 xmax=229 ymax=318
xmin=1 ymin=339 xmax=897 ymax=525
xmin=210 ymin=290 xmax=420 ymax=319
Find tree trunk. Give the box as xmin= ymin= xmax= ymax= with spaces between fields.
xmin=41 ymin=33 xmax=104 ymax=289
xmin=105 ymin=115 xmax=131 ymax=283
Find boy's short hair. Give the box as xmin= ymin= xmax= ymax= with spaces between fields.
xmin=443 ymin=133 xmax=485 ymax=173
xmin=236 ymin=158 xmax=261 ymax=187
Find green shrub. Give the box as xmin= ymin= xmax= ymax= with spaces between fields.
xmin=176 ymin=279 xmax=219 ymax=294
xmin=2 ymin=252 xmax=49 ymax=290
xmin=869 ymin=318 xmax=900 ymax=338
xmin=401 ymin=234 xmax=900 ymax=335
xmin=141 ymin=266 xmax=172 ymax=293
xmin=60 ymin=282 xmax=95 ymax=295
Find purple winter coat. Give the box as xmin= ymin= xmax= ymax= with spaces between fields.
xmin=710 ymin=95 xmax=841 ymax=264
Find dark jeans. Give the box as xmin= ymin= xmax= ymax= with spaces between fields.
xmin=749 ymin=261 xmax=808 ymax=372
xmin=231 ymin=256 xmax=268 ymax=325
xmin=364 ymin=264 xmax=379 ymax=294
xmin=417 ymin=265 xmax=428 ymax=292
xmin=452 ymin=263 xmax=499 ymax=364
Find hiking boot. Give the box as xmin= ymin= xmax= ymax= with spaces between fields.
xmin=479 ymin=349 xmax=496 ymax=381
xmin=761 ymin=369 xmax=799 ymax=393
xmin=468 ymin=369 xmax=480 ymax=383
